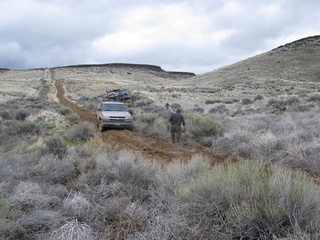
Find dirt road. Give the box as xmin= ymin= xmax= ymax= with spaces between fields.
xmin=55 ymin=80 xmax=224 ymax=165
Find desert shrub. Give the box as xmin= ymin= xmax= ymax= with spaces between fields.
xmin=37 ymin=155 xmax=77 ymax=184
xmin=208 ymin=104 xmax=228 ymax=114
xmin=58 ymin=106 xmax=72 ymax=116
xmin=99 ymin=196 xmax=148 ymax=238
xmin=171 ymin=103 xmax=181 ymax=109
xmin=176 ymin=160 xmax=320 ymax=239
xmin=308 ymin=94 xmax=320 ymax=102
xmin=65 ymin=113 xmax=80 ymax=124
xmin=205 ymin=99 xmax=221 ymax=104
xmin=83 ymin=102 xmax=95 ymax=111
xmin=111 ymin=150 xmax=159 ymax=190
xmin=292 ymin=104 xmax=312 ymax=112
xmin=67 ymin=121 xmax=95 ymax=141
xmin=49 ymin=219 xmax=96 ymax=240
xmin=241 ymin=98 xmax=253 ymax=105
xmin=8 ymin=181 xmax=61 ymax=212
xmin=3 ymin=120 xmax=40 ymax=137
xmin=62 ymin=192 xmax=93 ymax=221
xmin=192 ymin=106 xmax=204 ymax=113
xmin=284 ymin=96 xmax=299 ymax=106
xmin=141 ymin=114 xmax=156 ymax=124
xmin=0 ymin=109 xmax=30 ymax=121
xmin=267 ymin=98 xmax=285 ymax=108
xmin=254 ymin=94 xmax=263 ymax=101
xmin=13 ymin=109 xmax=30 ymax=121
xmin=135 ymin=99 xmax=154 ymax=107
xmin=186 ymin=114 xmax=224 ymax=140
xmin=39 ymin=135 xmax=68 ymax=159
xmin=0 ymin=110 xmax=11 ymax=120
xmin=16 ymin=210 xmax=63 ymax=238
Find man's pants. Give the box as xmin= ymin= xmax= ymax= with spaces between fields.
xmin=170 ymin=125 xmax=181 ymax=143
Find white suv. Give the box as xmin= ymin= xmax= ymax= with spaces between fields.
xmin=96 ymin=101 xmax=133 ymax=131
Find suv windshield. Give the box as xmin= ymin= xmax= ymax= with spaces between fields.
xmin=102 ymin=103 xmax=128 ymax=112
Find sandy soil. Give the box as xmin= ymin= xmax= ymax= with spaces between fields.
xmin=55 ymin=79 xmax=225 ymax=165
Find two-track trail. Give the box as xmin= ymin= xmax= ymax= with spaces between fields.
xmin=55 ymin=80 xmax=224 ymax=165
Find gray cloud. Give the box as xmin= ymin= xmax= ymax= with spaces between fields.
xmin=0 ymin=0 xmax=319 ymax=74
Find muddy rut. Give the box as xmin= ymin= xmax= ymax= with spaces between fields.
xmin=55 ymin=79 xmax=224 ymax=165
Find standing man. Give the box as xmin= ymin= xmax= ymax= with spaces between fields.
xmin=168 ymin=109 xmax=186 ymax=144
xmin=165 ymin=103 xmax=174 ymax=116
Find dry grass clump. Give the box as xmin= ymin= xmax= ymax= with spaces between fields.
xmin=49 ymin=219 xmax=97 ymax=240
xmin=8 ymin=181 xmax=61 ymax=212
xmin=16 ymin=210 xmax=63 ymax=238
xmin=62 ymin=192 xmax=93 ymax=221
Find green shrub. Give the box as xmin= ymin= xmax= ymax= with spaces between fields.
xmin=141 ymin=114 xmax=156 ymax=124
xmin=67 ymin=121 xmax=95 ymax=141
xmin=176 ymin=160 xmax=320 ymax=239
xmin=186 ymin=114 xmax=224 ymax=140
xmin=39 ymin=135 xmax=68 ymax=159
xmin=0 ymin=198 xmax=20 ymax=220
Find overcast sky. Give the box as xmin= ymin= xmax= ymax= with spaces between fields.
xmin=0 ymin=0 xmax=319 ymax=74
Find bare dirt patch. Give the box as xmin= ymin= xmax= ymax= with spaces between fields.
xmin=55 ymin=80 xmax=224 ymax=165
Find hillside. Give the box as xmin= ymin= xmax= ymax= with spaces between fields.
xmin=168 ymin=35 xmax=320 ymax=115
xmin=184 ymin=35 xmax=320 ymax=85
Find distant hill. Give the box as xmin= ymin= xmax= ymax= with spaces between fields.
xmin=54 ymin=63 xmax=196 ymax=80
